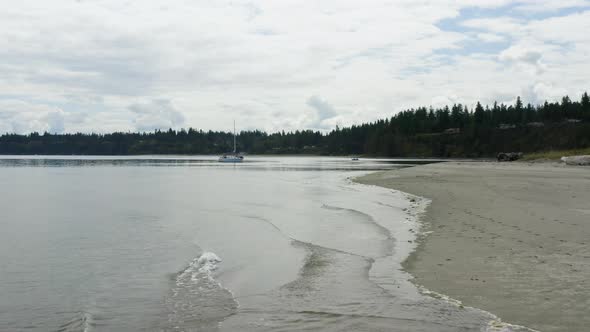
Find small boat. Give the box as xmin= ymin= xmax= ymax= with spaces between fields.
xmin=218 ymin=121 xmax=243 ymax=163
xmin=219 ymin=154 xmax=244 ymax=162
xmin=351 ymin=157 xmax=359 ymax=161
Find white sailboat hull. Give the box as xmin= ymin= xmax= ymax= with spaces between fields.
xmin=218 ymin=155 xmax=243 ymax=163
xmin=218 ymin=120 xmax=244 ymax=163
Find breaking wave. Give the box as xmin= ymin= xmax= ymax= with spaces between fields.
xmin=162 ymin=252 xmax=238 ymax=332
xmin=55 ymin=312 xmax=94 ymax=332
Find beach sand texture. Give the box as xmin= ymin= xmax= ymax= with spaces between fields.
xmin=357 ymin=162 xmax=590 ymax=332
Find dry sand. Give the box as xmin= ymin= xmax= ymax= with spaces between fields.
xmin=357 ymin=162 xmax=590 ymax=332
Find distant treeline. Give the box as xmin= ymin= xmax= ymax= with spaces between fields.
xmin=1 ymin=92 xmax=589 ymax=157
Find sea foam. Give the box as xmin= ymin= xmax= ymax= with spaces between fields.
xmin=165 ymin=251 xmax=238 ymax=331
xmin=177 ymin=251 xmax=222 ymax=284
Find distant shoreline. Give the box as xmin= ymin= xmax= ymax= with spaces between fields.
xmin=0 ymin=154 xmax=457 ymax=162
xmin=0 ymin=153 xmax=468 ymax=159
xmin=356 ymin=162 xmax=590 ymax=332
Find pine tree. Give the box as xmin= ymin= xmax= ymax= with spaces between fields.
xmin=561 ymin=95 xmax=572 ymax=120
xmin=515 ymin=96 xmax=524 ymax=124
xmin=474 ymin=102 xmax=485 ymax=124
xmin=582 ymin=92 xmax=590 ymax=120
xmin=515 ymin=96 xmax=523 ymax=111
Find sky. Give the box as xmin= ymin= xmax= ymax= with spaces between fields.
xmin=0 ymin=0 xmax=589 ymax=134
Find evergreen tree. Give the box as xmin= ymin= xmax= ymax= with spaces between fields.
xmin=515 ymin=96 xmax=523 ymax=111
xmin=581 ymin=92 xmax=590 ymax=120
xmin=474 ymin=102 xmax=485 ymax=124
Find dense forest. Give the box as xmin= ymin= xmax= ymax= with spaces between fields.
xmin=1 ymin=92 xmax=589 ymax=157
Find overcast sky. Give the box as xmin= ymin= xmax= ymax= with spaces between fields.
xmin=1 ymin=0 xmax=589 ymax=134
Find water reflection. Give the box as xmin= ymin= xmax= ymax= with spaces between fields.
xmin=0 ymin=156 xmax=441 ymax=171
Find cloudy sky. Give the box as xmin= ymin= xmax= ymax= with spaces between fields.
xmin=1 ymin=0 xmax=589 ymax=134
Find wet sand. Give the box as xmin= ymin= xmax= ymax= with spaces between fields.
xmin=357 ymin=162 xmax=590 ymax=332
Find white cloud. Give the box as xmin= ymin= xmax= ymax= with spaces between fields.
xmin=129 ymin=99 xmax=185 ymax=132
xmin=499 ymin=45 xmax=546 ymax=74
xmin=0 ymin=1 xmax=588 ymax=134
xmin=431 ymin=95 xmax=459 ymax=108
xmin=522 ymin=82 xmax=569 ymax=105
xmin=306 ymin=95 xmax=339 ymax=130
xmin=0 ymin=100 xmax=66 ymax=134
xmin=514 ymin=0 xmax=590 ymax=13
xmin=462 ymin=17 xmax=525 ymax=34
xmin=476 ymin=33 xmax=506 ymax=43
xmin=499 ymin=47 xmax=541 ymax=63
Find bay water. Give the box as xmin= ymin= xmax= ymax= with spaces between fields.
xmin=0 ymin=156 xmax=531 ymax=331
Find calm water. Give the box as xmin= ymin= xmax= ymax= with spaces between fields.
xmin=0 ymin=156 xmax=529 ymax=332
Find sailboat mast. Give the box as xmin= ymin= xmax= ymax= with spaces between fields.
xmin=233 ymin=120 xmax=236 ymax=153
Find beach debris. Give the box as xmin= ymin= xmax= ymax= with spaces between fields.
xmin=498 ymin=123 xmax=517 ymax=130
xmin=560 ymin=155 xmax=590 ymax=166
xmin=444 ymin=127 xmax=461 ymax=134
xmin=497 ymin=152 xmax=523 ymax=162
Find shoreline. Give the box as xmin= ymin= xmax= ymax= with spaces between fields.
xmin=356 ymin=162 xmax=590 ymax=332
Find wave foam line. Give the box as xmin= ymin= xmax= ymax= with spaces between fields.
xmin=177 ymin=251 xmax=222 ymax=282
xmin=55 ymin=311 xmax=94 ymax=332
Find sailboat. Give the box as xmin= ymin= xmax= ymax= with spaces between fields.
xmin=218 ymin=121 xmax=244 ymax=163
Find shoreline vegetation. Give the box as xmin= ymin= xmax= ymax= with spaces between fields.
xmin=1 ymin=93 xmax=589 ymax=157
xmin=520 ymin=147 xmax=590 ymax=161
xmin=357 ymin=162 xmax=590 ymax=332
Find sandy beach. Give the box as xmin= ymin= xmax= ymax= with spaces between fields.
xmin=357 ymin=161 xmax=590 ymax=332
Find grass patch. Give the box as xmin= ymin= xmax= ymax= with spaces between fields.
xmin=521 ymin=147 xmax=590 ymax=161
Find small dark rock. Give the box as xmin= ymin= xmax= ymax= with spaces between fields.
xmin=497 ymin=152 xmax=523 ymax=162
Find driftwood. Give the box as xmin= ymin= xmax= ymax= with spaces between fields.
xmin=561 ymin=155 xmax=590 ymax=166
xmin=497 ymin=152 xmax=523 ymax=162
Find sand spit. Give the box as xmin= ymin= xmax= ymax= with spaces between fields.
xmin=357 ymin=162 xmax=590 ymax=332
